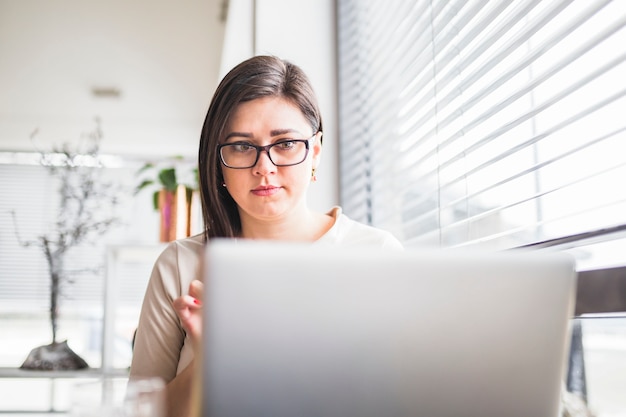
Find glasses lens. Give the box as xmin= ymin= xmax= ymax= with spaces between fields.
xmin=268 ymin=140 xmax=308 ymax=166
xmin=220 ymin=143 xmax=258 ymax=168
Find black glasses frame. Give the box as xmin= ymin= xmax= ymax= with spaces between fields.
xmin=218 ymin=134 xmax=315 ymax=169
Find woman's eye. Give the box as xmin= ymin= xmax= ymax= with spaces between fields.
xmin=276 ymin=141 xmax=296 ymax=150
xmin=233 ymin=143 xmax=255 ymax=152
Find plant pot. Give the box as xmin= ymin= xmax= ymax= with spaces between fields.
xmin=20 ymin=340 xmax=89 ymax=370
xmin=158 ymin=185 xmax=200 ymax=242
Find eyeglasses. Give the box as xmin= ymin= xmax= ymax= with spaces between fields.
xmin=218 ymin=135 xmax=315 ymax=169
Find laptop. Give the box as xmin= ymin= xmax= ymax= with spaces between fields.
xmin=199 ymin=239 xmax=577 ymax=417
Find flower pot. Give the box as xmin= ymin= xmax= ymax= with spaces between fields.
xmin=20 ymin=340 xmax=89 ymax=370
xmin=158 ymin=185 xmax=200 ymax=242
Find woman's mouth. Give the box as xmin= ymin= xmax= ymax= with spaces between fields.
xmin=251 ymin=186 xmax=281 ymax=197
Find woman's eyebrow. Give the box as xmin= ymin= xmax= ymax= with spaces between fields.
xmin=224 ymin=129 xmax=304 ymax=141
xmin=270 ymin=128 xmax=302 ymax=136
xmin=224 ymin=132 xmax=252 ymax=140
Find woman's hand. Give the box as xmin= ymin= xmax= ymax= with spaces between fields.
xmin=172 ymin=279 xmax=204 ymax=353
xmin=166 ymin=280 xmax=204 ymax=417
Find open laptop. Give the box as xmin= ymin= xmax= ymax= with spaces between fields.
xmin=200 ymin=239 xmax=577 ymax=417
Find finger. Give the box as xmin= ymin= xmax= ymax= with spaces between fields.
xmin=172 ymin=298 xmax=201 ymax=335
xmin=188 ymin=280 xmax=204 ymax=301
xmin=172 ymin=294 xmax=201 ymax=310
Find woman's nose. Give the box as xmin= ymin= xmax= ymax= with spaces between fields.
xmin=254 ymin=149 xmax=277 ymax=175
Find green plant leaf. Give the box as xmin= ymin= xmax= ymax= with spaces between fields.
xmin=158 ymin=168 xmax=177 ymax=191
xmin=136 ymin=162 xmax=155 ymax=175
xmin=134 ymin=179 xmax=154 ymax=195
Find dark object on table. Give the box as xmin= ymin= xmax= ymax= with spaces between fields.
xmin=20 ymin=340 xmax=89 ymax=370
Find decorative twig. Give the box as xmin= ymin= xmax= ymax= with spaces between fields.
xmin=12 ymin=120 xmax=122 ymax=344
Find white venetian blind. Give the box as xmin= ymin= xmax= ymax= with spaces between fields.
xmin=0 ymin=161 xmax=156 ymax=315
xmin=337 ymin=0 xmax=626 ymax=251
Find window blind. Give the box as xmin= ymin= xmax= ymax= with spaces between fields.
xmin=0 ymin=162 xmax=155 ymax=315
xmin=337 ymin=0 xmax=626 ymax=252
xmin=0 ymin=157 xmax=168 ymax=368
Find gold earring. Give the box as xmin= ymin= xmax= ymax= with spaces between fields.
xmin=311 ymin=168 xmax=317 ymax=182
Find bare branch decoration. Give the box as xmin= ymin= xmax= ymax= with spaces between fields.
xmin=13 ymin=120 xmax=123 ymax=370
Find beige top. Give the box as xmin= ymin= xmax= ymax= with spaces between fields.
xmin=129 ymin=206 xmax=403 ymax=383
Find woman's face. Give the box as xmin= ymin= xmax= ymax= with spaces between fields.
xmin=221 ymin=96 xmax=322 ymax=223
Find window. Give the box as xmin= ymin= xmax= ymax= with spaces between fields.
xmin=0 ymin=157 xmax=161 ymax=370
xmin=0 ymin=140 xmax=202 ymax=413
xmin=337 ymin=1 xmax=626 ymax=416
xmin=338 ymin=0 xmax=625 ymax=251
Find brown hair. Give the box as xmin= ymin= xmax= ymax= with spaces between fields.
xmin=198 ymin=55 xmax=323 ymax=239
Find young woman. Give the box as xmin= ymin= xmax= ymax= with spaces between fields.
xmin=129 ymin=55 xmax=402 ymax=417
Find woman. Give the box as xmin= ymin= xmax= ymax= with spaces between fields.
xmin=129 ymin=55 xmax=402 ymax=417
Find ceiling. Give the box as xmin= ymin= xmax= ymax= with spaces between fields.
xmin=0 ymin=0 xmax=226 ymax=159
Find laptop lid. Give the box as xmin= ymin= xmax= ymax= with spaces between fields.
xmin=200 ymin=240 xmax=576 ymax=417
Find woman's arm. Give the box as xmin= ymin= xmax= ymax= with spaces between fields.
xmin=167 ymin=280 xmax=204 ymax=417
xmin=164 ymin=359 xmax=196 ymax=417
xmin=130 ymin=240 xmax=204 ymax=416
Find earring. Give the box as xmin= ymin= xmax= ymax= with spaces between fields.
xmin=311 ymin=168 xmax=317 ymax=182
xmin=222 ymin=182 xmax=227 ymax=187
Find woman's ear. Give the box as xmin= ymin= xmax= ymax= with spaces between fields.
xmin=311 ymin=131 xmax=323 ymax=166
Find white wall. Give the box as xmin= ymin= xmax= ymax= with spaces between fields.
xmin=0 ymin=0 xmax=338 ymax=208
xmin=220 ymin=0 xmax=339 ymax=210
xmin=0 ymin=0 xmax=225 ymax=159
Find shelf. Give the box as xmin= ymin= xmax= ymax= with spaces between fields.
xmin=0 ymin=367 xmax=128 ymax=379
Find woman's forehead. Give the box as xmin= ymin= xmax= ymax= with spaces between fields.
xmin=226 ymin=96 xmax=311 ymax=136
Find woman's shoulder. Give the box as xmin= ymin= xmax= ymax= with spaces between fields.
xmin=319 ymin=207 xmax=403 ymax=250
xmin=151 ymin=233 xmax=206 ymax=293
xmin=157 ymin=233 xmax=205 ymax=260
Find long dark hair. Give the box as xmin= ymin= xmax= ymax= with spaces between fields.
xmin=198 ymin=55 xmax=323 ymax=239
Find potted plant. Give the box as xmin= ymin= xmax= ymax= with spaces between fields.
xmin=14 ymin=121 xmax=122 ymax=370
xmin=134 ymin=157 xmax=199 ymax=242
